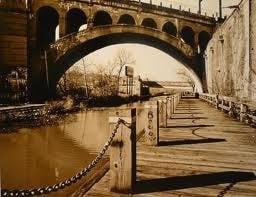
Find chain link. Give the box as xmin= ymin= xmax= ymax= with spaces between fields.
xmin=1 ymin=118 xmax=126 ymax=197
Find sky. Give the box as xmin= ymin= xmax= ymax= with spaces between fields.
xmin=69 ymin=0 xmax=241 ymax=88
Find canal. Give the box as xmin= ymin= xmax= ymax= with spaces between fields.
xmin=0 ymin=108 xmax=113 ymax=196
xmin=0 ymin=96 xmax=168 ymax=196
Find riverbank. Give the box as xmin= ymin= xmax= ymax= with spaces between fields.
xmin=0 ymin=93 xmax=172 ymax=133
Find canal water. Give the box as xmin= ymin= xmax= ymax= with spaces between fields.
xmin=0 ymin=109 xmax=112 ymax=196
xmin=0 ymin=96 xmax=167 ymax=196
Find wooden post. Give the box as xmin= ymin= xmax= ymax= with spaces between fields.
xmin=240 ymin=103 xmax=248 ymax=123
xmin=221 ymin=99 xmax=224 ymax=111
xmin=228 ymin=101 xmax=235 ymax=117
xmin=166 ymin=97 xmax=172 ymax=119
xmin=215 ymin=95 xmax=219 ymax=109
xmin=136 ymin=101 xmax=159 ymax=146
xmin=158 ymin=100 xmax=167 ymax=128
xmin=174 ymin=95 xmax=178 ymax=109
xmin=172 ymin=96 xmax=175 ymax=115
xmin=109 ymin=108 xmax=136 ymax=193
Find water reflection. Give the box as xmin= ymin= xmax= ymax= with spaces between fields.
xmin=0 ymin=109 xmax=111 ymax=196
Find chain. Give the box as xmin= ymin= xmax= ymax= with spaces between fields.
xmin=217 ymin=182 xmax=237 ymax=197
xmin=1 ymin=119 xmax=125 ymax=197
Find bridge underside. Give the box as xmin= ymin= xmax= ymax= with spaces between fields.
xmin=30 ymin=26 xmax=206 ymax=102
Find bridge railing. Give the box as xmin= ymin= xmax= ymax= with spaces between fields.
xmin=1 ymin=93 xmax=182 ymax=196
xmin=199 ymin=93 xmax=256 ymax=125
xmin=64 ymin=0 xmax=215 ymax=20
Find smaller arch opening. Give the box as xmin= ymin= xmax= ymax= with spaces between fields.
xmin=180 ymin=26 xmax=195 ymax=48
xmin=118 ymin=14 xmax=136 ymax=25
xmin=66 ymin=8 xmax=87 ymax=35
xmin=198 ymin=31 xmax=211 ymax=53
xmin=36 ymin=6 xmax=59 ymax=51
xmin=93 ymin=11 xmax=112 ymax=26
xmin=141 ymin=18 xmax=157 ymax=29
xmin=162 ymin=22 xmax=177 ymax=37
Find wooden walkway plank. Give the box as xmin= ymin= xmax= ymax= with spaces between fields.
xmin=85 ymin=98 xmax=256 ymax=197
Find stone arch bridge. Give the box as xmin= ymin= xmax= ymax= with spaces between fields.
xmin=29 ymin=0 xmax=217 ymax=101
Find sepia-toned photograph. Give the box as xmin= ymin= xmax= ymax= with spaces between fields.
xmin=0 ymin=0 xmax=255 ymax=196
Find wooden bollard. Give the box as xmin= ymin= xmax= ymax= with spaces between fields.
xmin=158 ymin=100 xmax=167 ymax=128
xmin=240 ymin=103 xmax=248 ymax=122
xmin=136 ymin=101 xmax=159 ymax=146
xmin=174 ymin=96 xmax=178 ymax=109
xmin=166 ymin=97 xmax=172 ymax=119
xmin=172 ymin=96 xmax=175 ymax=115
xmin=109 ymin=108 xmax=136 ymax=193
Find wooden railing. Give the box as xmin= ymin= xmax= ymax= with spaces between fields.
xmin=181 ymin=91 xmax=198 ymax=98
xmin=108 ymin=93 xmax=181 ymax=192
xmin=199 ymin=93 xmax=256 ymax=125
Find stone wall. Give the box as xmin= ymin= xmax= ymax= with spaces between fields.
xmin=205 ymin=0 xmax=256 ymax=102
xmin=249 ymin=0 xmax=256 ymax=100
xmin=0 ymin=1 xmax=27 ymax=72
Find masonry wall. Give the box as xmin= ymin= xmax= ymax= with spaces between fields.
xmin=250 ymin=0 xmax=256 ymax=100
xmin=205 ymin=0 xmax=255 ymax=102
xmin=0 ymin=1 xmax=27 ymax=72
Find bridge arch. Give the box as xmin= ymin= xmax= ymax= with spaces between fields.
xmin=198 ymin=31 xmax=211 ymax=53
xmin=43 ymin=25 xmax=203 ymax=97
xmin=66 ymin=8 xmax=87 ymax=34
xmin=162 ymin=22 xmax=177 ymax=37
xmin=180 ymin=26 xmax=195 ymax=48
xmin=118 ymin=14 xmax=136 ymax=25
xmin=93 ymin=10 xmax=112 ymax=26
xmin=141 ymin=18 xmax=157 ymax=29
xmin=36 ymin=6 xmax=59 ymax=51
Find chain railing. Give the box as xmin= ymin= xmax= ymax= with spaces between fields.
xmin=0 ymin=118 xmax=129 ymax=197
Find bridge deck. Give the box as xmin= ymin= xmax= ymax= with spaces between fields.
xmin=85 ymin=98 xmax=256 ymax=197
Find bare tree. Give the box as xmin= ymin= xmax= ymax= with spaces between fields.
xmin=112 ymin=48 xmax=136 ymax=95
xmin=57 ymin=48 xmax=136 ymax=98
xmin=90 ymin=64 xmax=116 ymax=97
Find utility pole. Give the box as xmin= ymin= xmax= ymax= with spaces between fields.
xmin=219 ymin=0 xmax=222 ymax=18
xmin=198 ymin=0 xmax=204 ymax=14
xmin=199 ymin=0 xmax=202 ymax=14
xmin=82 ymin=58 xmax=89 ymax=98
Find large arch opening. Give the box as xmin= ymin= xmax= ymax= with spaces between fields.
xmin=36 ymin=6 xmax=59 ymax=51
xmin=180 ymin=26 xmax=195 ymax=48
xmin=162 ymin=22 xmax=177 ymax=37
xmin=93 ymin=11 xmax=112 ymax=26
xmin=56 ymin=44 xmax=203 ymax=99
xmin=141 ymin=18 xmax=157 ymax=29
xmin=118 ymin=14 xmax=136 ymax=25
xmin=198 ymin=31 xmax=211 ymax=53
xmin=66 ymin=8 xmax=87 ymax=35
xmin=48 ymin=27 xmax=202 ymax=95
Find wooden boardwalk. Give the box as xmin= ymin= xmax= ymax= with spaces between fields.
xmin=85 ymin=98 xmax=256 ymax=197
